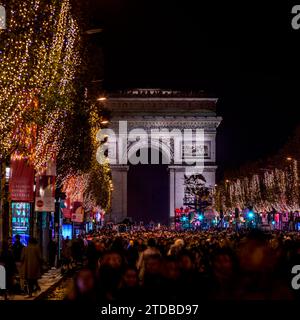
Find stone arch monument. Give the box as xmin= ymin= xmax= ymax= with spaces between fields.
xmin=104 ymin=89 xmax=222 ymax=224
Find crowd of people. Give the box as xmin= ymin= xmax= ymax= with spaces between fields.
xmin=64 ymin=229 xmax=300 ymax=301
xmin=175 ymin=210 xmax=300 ymax=231
xmin=217 ymin=210 xmax=300 ymax=231
xmin=0 ymin=235 xmax=54 ymax=298
xmin=2 ymin=228 xmax=300 ymax=300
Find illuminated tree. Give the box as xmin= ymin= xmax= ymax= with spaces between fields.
xmin=0 ymin=0 xmax=112 ymax=211
xmin=184 ymin=174 xmax=212 ymax=212
xmin=0 ymin=0 xmax=80 ymax=168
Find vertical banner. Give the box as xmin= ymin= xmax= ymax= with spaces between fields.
xmin=35 ymin=159 xmax=56 ymax=212
xmin=61 ymin=197 xmax=71 ymax=219
xmin=62 ymin=208 xmax=71 ymax=219
xmin=9 ymin=157 xmax=35 ymax=202
xmin=71 ymin=201 xmax=84 ymax=223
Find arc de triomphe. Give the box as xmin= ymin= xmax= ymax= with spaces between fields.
xmin=104 ymin=89 xmax=222 ymax=224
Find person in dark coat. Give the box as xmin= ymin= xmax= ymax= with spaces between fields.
xmin=116 ymin=267 xmax=144 ymax=303
xmin=21 ymin=238 xmax=42 ymax=297
xmin=48 ymin=238 xmax=57 ymax=268
xmin=0 ymin=240 xmax=16 ymax=293
xmin=12 ymin=234 xmax=24 ymax=262
xmin=71 ymin=236 xmax=84 ymax=265
xmin=68 ymin=269 xmax=97 ymax=302
xmin=12 ymin=234 xmax=25 ymax=293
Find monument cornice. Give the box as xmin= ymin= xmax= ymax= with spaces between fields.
xmin=105 ymin=99 xmax=217 ymax=116
xmin=110 ymin=117 xmax=222 ymax=130
xmin=107 ymin=88 xmax=216 ymax=99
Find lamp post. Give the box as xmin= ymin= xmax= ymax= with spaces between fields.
xmin=0 ymin=161 xmax=4 ymax=252
xmin=85 ymin=28 xmax=103 ymax=35
xmin=0 ymin=157 xmax=10 ymax=252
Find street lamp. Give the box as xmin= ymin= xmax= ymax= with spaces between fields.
xmin=98 ymin=97 xmax=107 ymax=102
xmin=5 ymin=167 xmax=10 ymax=182
xmin=100 ymin=120 xmax=109 ymax=125
xmin=85 ymin=28 xmax=103 ymax=35
xmin=287 ymin=157 xmax=293 ymax=161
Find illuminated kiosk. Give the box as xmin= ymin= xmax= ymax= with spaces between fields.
xmin=104 ymin=89 xmax=222 ymax=224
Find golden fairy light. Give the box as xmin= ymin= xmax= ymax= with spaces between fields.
xmin=0 ymin=0 xmax=80 ymax=169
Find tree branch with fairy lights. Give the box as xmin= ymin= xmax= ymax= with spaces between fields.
xmin=215 ymin=159 xmax=300 ymax=213
xmin=0 ymin=0 xmax=112 ymax=212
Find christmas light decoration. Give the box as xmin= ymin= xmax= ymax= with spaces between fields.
xmin=215 ymin=159 xmax=300 ymax=213
xmin=0 ymin=0 xmax=112 ymax=212
xmin=0 ymin=0 xmax=80 ymax=168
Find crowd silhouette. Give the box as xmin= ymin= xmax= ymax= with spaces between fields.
xmin=63 ymin=229 xmax=300 ymax=301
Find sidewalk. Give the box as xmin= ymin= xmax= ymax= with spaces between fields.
xmin=5 ymin=268 xmax=63 ymax=301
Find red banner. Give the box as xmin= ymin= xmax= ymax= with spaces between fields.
xmin=71 ymin=201 xmax=84 ymax=223
xmin=61 ymin=198 xmax=71 ymax=219
xmin=35 ymin=175 xmax=56 ymax=212
xmin=9 ymin=157 xmax=35 ymax=202
xmin=62 ymin=208 xmax=71 ymax=219
xmin=35 ymin=159 xmax=56 ymax=212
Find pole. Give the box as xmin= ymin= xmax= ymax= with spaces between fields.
xmin=54 ymin=199 xmax=60 ymax=266
xmin=0 ymin=160 xmax=4 ymax=253
xmin=1 ymin=157 xmax=10 ymax=247
xmin=30 ymin=168 xmax=37 ymax=240
xmin=58 ymin=203 xmax=61 ymax=262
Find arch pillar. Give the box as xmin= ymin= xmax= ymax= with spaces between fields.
xmin=168 ymin=166 xmax=185 ymax=225
xmin=110 ymin=165 xmax=129 ymax=223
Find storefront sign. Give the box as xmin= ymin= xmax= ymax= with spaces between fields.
xmin=12 ymin=202 xmax=31 ymax=246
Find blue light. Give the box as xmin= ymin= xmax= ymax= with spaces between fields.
xmin=272 ymin=221 xmax=276 ymax=225
xmin=248 ymin=211 xmax=254 ymax=219
xmin=62 ymin=224 xmax=73 ymax=239
xmin=197 ymin=214 xmax=204 ymax=221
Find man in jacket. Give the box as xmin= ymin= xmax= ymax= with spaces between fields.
xmin=21 ymin=238 xmax=42 ymax=297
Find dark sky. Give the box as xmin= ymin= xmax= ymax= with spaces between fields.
xmin=87 ymin=1 xmax=300 ymax=179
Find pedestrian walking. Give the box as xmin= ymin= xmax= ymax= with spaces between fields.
xmin=21 ymin=238 xmax=42 ymax=297
xmin=0 ymin=240 xmax=16 ymax=295
xmin=12 ymin=234 xmax=25 ymax=293
xmin=48 ymin=238 xmax=58 ymax=268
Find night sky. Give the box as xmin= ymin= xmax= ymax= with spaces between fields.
xmin=86 ymin=1 xmax=300 ymax=180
